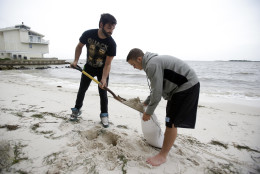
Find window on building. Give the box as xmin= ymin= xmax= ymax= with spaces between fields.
xmin=30 ymin=36 xmax=33 ymax=42
xmin=38 ymin=37 xmax=41 ymax=43
xmin=29 ymin=44 xmax=32 ymax=48
xmin=24 ymin=56 xmax=27 ymax=60
xmin=13 ymin=55 xmax=17 ymax=59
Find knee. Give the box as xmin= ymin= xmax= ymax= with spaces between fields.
xmin=165 ymin=126 xmax=177 ymax=134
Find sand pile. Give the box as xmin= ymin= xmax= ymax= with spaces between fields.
xmin=121 ymin=97 xmax=144 ymax=113
xmin=44 ymin=121 xmax=156 ymax=173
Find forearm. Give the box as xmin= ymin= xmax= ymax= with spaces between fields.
xmin=71 ymin=43 xmax=84 ymax=67
xmin=102 ymin=64 xmax=111 ymax=80
xmin=146 ymin=100 xmax=160 ymax=115
xmin=101 ymin=56 xmax=114 ymax=82
xmin=74 ymin=46 xmax=82 ymax=63
xmin=144 ymin=96 xmax=150 ymax=105
xmin=145 ymin=88 xmax=162 ymax=115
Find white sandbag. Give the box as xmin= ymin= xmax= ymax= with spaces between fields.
xmin=139 ymin=111 xmax=164 ymax=148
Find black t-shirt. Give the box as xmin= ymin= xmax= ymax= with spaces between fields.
xmin=79 ymin=29 xmax=116 ymax=68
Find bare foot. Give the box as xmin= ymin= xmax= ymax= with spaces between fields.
xmin=146 ymin=154 xmax=166 ymax=166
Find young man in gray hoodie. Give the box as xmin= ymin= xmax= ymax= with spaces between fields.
xmin=127 ymin=48 xmax=200 ymax=166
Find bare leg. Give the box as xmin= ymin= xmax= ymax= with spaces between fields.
xmin=146 ymin=126 xmax=177 ymax=166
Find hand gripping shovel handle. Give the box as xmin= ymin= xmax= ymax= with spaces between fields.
xmin=73 ymin=65 xmax=124 ymax=102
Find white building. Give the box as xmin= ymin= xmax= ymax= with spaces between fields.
xmin=0 ymin=23 xmax=49 ymax=60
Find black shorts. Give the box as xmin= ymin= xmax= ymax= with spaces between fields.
xmin=166 ymin=82 xmax=200 ymax=128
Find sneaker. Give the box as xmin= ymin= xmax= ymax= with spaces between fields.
xmin=100 ymin=113 xmax=109 ymax=128
xmin=70 ymin=108 xmax=82 ymax=121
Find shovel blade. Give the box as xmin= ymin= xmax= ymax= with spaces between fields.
xmin=119 ymin=97 xmax=144 ymax=113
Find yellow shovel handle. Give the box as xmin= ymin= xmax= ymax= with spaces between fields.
xmin=82 ymin=71 xmax=100 ymax=85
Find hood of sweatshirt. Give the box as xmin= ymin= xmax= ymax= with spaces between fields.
xmin=142 ymin=52 xmax=158 ymax=70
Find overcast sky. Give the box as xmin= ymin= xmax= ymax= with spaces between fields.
xmin=0 ymin=0 xmax=260 ymax=61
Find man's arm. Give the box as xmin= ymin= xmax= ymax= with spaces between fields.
xmin=100 ymin=56 xmax=114 ymax=88
xmin=71 ymin=42 xmax=85 ymax=68
xmin=144 ymin=64 xmax=163 ymax=115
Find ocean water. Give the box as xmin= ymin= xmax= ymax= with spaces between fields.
xmin=15 ymin=59 xmax=260 ymax=101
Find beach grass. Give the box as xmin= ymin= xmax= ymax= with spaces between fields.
xmin=31 ymin=114 xmax=44 ymax=119
xmin=0 ymin=124 xmax=20 ymax=131
xmin=118 ymin=155 xmax=128 ymax=174
xmin=233 ymin=143 xmax=260 ymax=153
xmin=210 ymin=140 xmax=228 ymax=149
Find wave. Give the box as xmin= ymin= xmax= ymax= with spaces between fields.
xmin=232 ymin=72 xmax=255 ymax=75
xmin=110 ymin=72 xmax=146 ymax=77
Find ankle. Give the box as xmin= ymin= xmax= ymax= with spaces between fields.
xmin=158 ymin=152 xmax=167 ymax=159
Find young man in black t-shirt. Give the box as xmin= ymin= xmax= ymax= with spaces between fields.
xmin=70 ymin=13 xmax=117 ymax=128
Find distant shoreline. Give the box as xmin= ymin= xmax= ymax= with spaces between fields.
xmin=228 ymin=60 xmax=260 ymax=62
xmin=212 ymin=60 xmax=260 ymax=62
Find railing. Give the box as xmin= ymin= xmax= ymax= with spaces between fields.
xmin=28 ymin=35 xmax=49 ymax=44
xmin=28 ymin=39 xmax=49 ymax=44
xmin=22 ymin=39 xmax=49 ymax=44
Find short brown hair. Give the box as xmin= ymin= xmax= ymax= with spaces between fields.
xmin=126 ymin=48 xmax=144 ymax=62
xmin=99 ymin=13 xmax=117 ymax=28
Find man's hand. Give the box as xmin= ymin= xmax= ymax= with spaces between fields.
xmin=70 ymin=61 xmax=78 ymax=68
xmin=99 ymin=78 xmax=107 ymax=89
xmin=143 ymin=112 xmax=151 ymax=121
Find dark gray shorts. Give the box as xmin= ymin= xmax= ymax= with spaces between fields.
xmin=166 ymin=82 xmax=200 ymax=128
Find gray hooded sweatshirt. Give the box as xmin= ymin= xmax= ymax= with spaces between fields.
xmin=142 ymin=52 xmax=199 ymax=115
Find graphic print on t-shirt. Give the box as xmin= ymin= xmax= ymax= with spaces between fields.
xmin=87 ymin=38 xmax=108 ymax=68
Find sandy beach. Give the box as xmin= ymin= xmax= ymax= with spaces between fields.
xmin=0 ymin=69 xmax=260 ymax=174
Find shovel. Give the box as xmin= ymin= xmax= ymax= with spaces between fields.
xmin=73 ymin=65 xmax=144 ymax=113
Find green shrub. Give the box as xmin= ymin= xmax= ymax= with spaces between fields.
xmin=0 ymin=58 xmax=11 ymax=61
